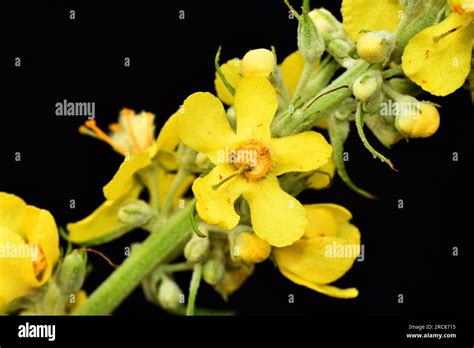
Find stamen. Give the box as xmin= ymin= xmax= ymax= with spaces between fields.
xmin=125 ymin=114 xmax=143 ymax=153
xmin=108 ymin=123 xmax=121 ymax=133
xmin=32 ymin=243 xmax=47 ymax=281
xmin=83 ymin=120 xmax=127 ymax=155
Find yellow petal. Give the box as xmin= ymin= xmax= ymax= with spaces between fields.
xmin=270 ymin=131 xmax=332 ymax=176
xmin=234 ymin=77 xmax=278 ymax=141
xmin=149 ymin=112 xmax=180 ymax=158
xmin=214 ymin=59 xmax=242 ymax=105
xmin=0 ymin=192 xmax=27 ymax=234
xmin=179 ymin=92 xmax=237 ymax=163
xmin=402 ymin=13 xmax=474 ymax=96
xmin=193 ymin=165 xmax=247 ymax=230
xmin=279 ymin=269 xmax=359 ymax=299
xmin=67 ymin=184 xmax=141 ymax=245
xmin=341 ymin=0 xmax=402 ymax=41
xmin=280 ymin=51 xmax=305 ymax=97
xmin=103 ymin=152 xmax=149 ymax=201
xmin=303 ymin=203 xmax=353 ymax=238
xmin=274 ymin=234 xmax=358 ymax=284
xmin=0 ymin=227 xmax=38 ymax=311
xmin=308 ymin=157 xmax=336 ymax=189
xmin=21 ymin=206 xmax=60 ymax=284
xmin=243 ymin=175 xmax=306 ymax=247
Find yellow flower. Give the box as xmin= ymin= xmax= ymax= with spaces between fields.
xmin=0 ymin=193 xmax=60 ymax=312
xmin=179 ymin=77 xmax=332 ymax=247
xmin=273 ymin=204 xmax=360 ymax=299
xmin=68 ymin=112 xmax=192 ymax=244
xmin=79 ymin=108 xmax=156 ymax=156
xmin=341 ymin=0 xmax=402 ymax=41
xmin=402 ymin=9 xmax=474 ymax=96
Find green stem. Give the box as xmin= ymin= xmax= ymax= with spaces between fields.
xmin=161 ymin=168 xmax=189 ymax=217
xmin=328 ymin=115 xmax=376 ymax=199
xmin=74 ymin=199 xmax=195 ymax=315
xmin=382 ymin=65 xmax=403 ymax=79
xmin=355 ymin=103 xmax=396 ymax=170
xmin=215 ymin=47 xmax=235 ymax=97
xmin=143 ymin=163 xmax=160 ymax=212
xmin=292 ymin=62 xmax=314 ymax=103
xmin=186 ymin=263 xmax=203 ymax=316
xmin=159 ymin=262 xmax=195 ymax=273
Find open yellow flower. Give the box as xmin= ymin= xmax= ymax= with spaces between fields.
xmin=0 ymin=193 xmax=60 ymax=312
xmin=179 ymin=77 xmax=332 ymax=247
xmin=402 ymin=6 xmax=474 ymax=96
xmin=273 ymin=204 xmax=360 ymax=299
xmin=68 ymin=111 xmax=192 ymax=244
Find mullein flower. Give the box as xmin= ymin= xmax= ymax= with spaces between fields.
xmin=179 ymin=77 xmax=332 ymax=247
xmin=402 ymin=3 xmax=474 ymax=96
xmin=0 ymin=193 xmax=60 ymax=312
xmin=273 ymin=204 xmax=360 ymax=299
xmin=68 ymin=110 xmax=193 ymax=244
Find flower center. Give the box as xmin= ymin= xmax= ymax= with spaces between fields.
xmin=233 ymin=140 xmax=272 ymax=179
xmin=32 ymin=243 xmax=47 ymax=281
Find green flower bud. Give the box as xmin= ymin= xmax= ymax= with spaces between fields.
xmin=157 ymin=278 xmax=182 ymax=311
xmin=184 ymin=235 xmax=210 ymax=263
xmin=202 ymin=258 xmax=225 ymax=286
xmin=357 ymin=31 xmax=395 ymax=64
xmin=298 ymin=11 xmax=325 ymax=64
xmin=352 ymin=71 xmax=383 ymax=101
xmin=55 ymin=250 xmax=87 ymax=295
xmin=309 ymin=9 xmax=339 ymax=36
xmin=117 ymin=199 xmax=153 ymax=227
xmin=195 ymin=152 xmax=212 ymax=170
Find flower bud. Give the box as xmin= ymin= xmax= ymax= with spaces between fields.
xmin=352 ymin=71 xmax=382 ymax=101
xmin=184 ymin=235 xmax=210 ymax=263
xmin=357 ymin=31 xmax=395 ymax=64
xmin=215 ymin=266 xmax=253 ymax=299
xmin=157 ymin=278 xmax=182 ymax=311
xmin=202 ymin=258 xmax=225 ymax=286
xmin=298 ymin=12 xmax=325 ymax=64
xmin=242 ymin=49 xmax=275 ymax=77
xmin=309 ymin=9 xmax=336 ymax=36
xmin=195 ymin=152 xmax=212 ymax=170
xmin=55 ymin=250 xmax=87 ymax=295
xmin=395 ymin=102 xmax=440 ymax=138
xmin=118 ymin=199 xmax=153 ymax=227
xmin=231 ymin=231 xmax=271 ymax=264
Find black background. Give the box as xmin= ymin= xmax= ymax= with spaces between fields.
xmin=1 ymin=0 xmax=473 ymax=322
